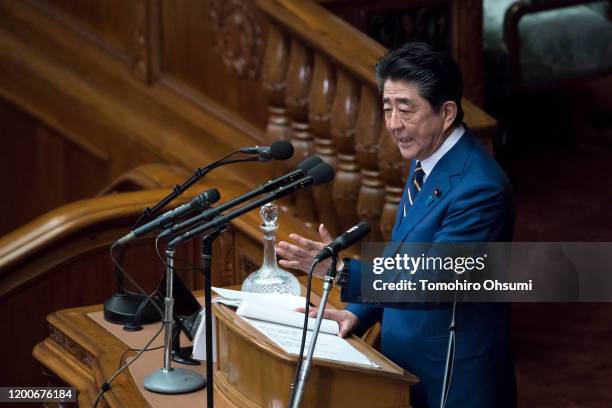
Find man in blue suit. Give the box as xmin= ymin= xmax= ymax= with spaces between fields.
xmin=277 ymin=42 xmax=516 ymax=408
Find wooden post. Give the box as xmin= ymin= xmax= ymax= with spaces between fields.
xmin=331 ymin=70 xmax=360 ymax=232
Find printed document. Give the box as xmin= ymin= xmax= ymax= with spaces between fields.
xmin=203 ymin=287 xmax=379 ymax=368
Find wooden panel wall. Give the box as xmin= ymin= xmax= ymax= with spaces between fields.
xmin=30 ymin=0 xmax=272 ymax=133
xmin=0 ymin=99 xmax=112 ymax=236
xmin=160 ymin=0 xmax=269 ymax=130
xmin=47 ymin=0 xmax=134 ymax=59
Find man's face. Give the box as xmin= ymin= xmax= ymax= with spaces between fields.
xmin=382 ymin=80 xmax=452 ymax=161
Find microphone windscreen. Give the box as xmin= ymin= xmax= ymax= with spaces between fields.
xmin=269 ymin=140 xmax=294 ymax=160
xmin=340 ymin=221 xmax=371 ymax=247
xmin=297 ymin=155 xmax=323 ymax=172
xmin=308 ymin=162 xmax=335 ymax=186
xmin=202 ymin=188 xmax=221 ymax=204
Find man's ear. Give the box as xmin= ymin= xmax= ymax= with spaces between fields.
xmin=441 ymin=101 xmax=458 ymax=131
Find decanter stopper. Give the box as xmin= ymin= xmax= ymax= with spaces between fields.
xmin=261 ymin=202 xmax=277 ymax=228
xmin=241 ymin=203 xmax=300 ymax=295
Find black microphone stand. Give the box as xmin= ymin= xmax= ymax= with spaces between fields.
xmin=439 ymin=289 xmax=458 ymax=408
xmin=200 ymin=227 xmax=224 ymax=408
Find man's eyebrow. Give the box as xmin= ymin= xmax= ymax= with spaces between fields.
xmin=382 ymin=97 xmax=415 ymax=105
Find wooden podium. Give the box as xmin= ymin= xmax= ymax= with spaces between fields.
xmin=213 ymin=303 xmax=417 ymax=407
xmin=33 ymin=293 xmax=418 ymax=407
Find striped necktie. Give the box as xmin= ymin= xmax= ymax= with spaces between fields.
xmin=403 ymin=162 xmax=425 ymax=217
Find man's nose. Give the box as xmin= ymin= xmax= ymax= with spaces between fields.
xmin=387 ymin=110 xmax=402 ymax=131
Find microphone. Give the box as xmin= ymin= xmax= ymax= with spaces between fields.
xmin=168 ymin=162 xmax=334 ymax=248
xmin=158 ymin=155 xmax=324 ymax=239
xmin=259 ymin=155 xmax=322 ymax=192
xmin=240 ymin=140 xmax=294 ymax=161
xmin=314 ymin=221 xmax=371 ymax=262
xmin=116 ymin=188 xmax=221 ymax=246
xmin=269 ymin=162 xmax=334 ymax=200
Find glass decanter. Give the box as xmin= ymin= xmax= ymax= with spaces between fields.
xmin=241 ymin=203 xmax=300 ymax=295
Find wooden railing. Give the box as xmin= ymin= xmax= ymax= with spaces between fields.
xmin=257 ymin=0 xmax=497 ymax=240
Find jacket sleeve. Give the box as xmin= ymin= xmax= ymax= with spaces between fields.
xmin=340 ymin=259 xmax=383 ymax=336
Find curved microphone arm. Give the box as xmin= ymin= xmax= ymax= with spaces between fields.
xmin=117 ymin=153 xmax=258 ymax=294
xmin=132 ymin=154 xmax=258 ymax=228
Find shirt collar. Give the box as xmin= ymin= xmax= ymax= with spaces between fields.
xmin=419 ymin=125 xmax=465 ymax=179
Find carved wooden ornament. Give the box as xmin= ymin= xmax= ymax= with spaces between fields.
xmin=209 ymin=0 xmax=264 ymax=79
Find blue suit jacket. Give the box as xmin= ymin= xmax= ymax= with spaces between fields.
xmin=342 ymin=129 xmax=517 ymax=408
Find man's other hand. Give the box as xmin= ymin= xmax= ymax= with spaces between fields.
xmin=296 ymin=307 xmax=359 ymax=338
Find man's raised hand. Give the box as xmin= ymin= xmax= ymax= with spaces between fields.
xmin=276 ymin=224 xmax=333 ymax=278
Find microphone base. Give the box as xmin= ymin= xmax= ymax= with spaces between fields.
xmin=103 ymin=292 xmax=162 ymax=327
xmin=143 ymin=368 xmax=206 ymax=394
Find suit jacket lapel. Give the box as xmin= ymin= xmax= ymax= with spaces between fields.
xmin=393 ymin=130 xmax=476 ymax=244
xmin=395 ymin=171 xmax=451 ymax=240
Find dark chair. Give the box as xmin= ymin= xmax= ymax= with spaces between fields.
xmin=484 ymin=0 xmax=612 ymax=92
